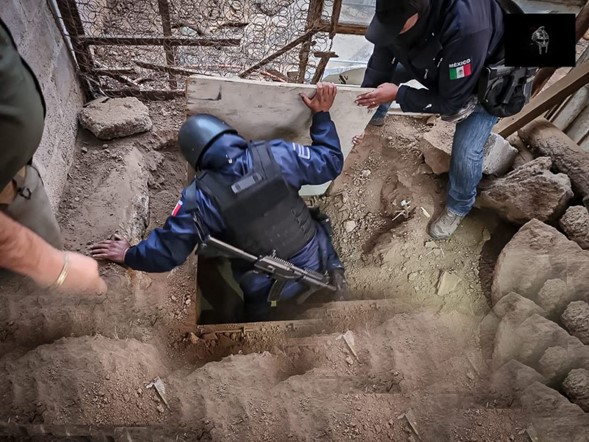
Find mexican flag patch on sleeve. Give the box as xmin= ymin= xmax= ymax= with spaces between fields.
xmin=449 ymin=60 xmax=472 ymax=80
xmin=171 ymin=200 xmax=183 ymax=216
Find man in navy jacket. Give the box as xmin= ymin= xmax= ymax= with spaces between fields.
xmin=356 ymin=0 xmax=505 ymax=239
xmin=92 ymin=83 xmax=347 ymax=321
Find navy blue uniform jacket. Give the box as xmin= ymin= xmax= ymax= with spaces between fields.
xmin=362 ymin=0 xmax=504 ymax=115
xmin=124 ymin=112 xmax=342 ymax=298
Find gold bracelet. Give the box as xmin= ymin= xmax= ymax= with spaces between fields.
xmin=50 ymin=252 xmax=70 ymax=290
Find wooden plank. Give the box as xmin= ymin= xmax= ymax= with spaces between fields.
xmin=74 ymin=36 xmax=241 ymax=47
xmin=494 ymin=60 xmax=589 ymax=138
xmin=92 ymin=67 xmax=137 ymax=75
xmin=239 ymin=29 xmax=318 ymax=78
xmin=103 ymin=88 xmax=184 ymax=100
xmin=133 ymin=59 xmax=205 ymax=76
xmin=186 ymin=75 xmax=375 ymax=196
xmin=566 ymin=102 xmax=589 ymax=144
xmin=196 ymin=299 xmax=413 ymax=336
xmin=297 ymin=0 xmax=325 ymax=83
xmin=311 ymin=55 xmax=332 ymax=83
xmin=55 ymin=0 xmax=96 ymax=98
xmin=320 ymin=19 xmax=366 ymax=35
xmin=157 ymin=0 xmax=177 ymax=88
xmin=330 ymin=0 xmax=344 ymax=38
xmin=552 ymin=84 xmax=589 ymax=130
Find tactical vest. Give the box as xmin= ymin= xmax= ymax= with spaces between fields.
xmin=195 ymin=142 xmax=315 ymax=259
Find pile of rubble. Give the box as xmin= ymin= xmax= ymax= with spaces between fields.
xmin=419 ymin=117 xmax=589 ymax=250
xmin=479 ymin=219 xmax=589 ymax=440
xmin=419 ymin=116 xmax=589 ymax=439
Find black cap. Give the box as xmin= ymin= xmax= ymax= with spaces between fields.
xmin=366 ymin=0 xmax=421 ymax=46
xmin=178 ymin=114 xmax=237 ymax=168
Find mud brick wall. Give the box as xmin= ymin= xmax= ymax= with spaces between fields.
xmin=2 ymin=0 xmax=83 ymax=208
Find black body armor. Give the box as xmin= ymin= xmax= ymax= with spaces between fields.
xmin=195 ymin=142 xmax=315 ymax=259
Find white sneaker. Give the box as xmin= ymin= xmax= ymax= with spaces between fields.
xmin=428 ymin=207 xmax=464 ymax=240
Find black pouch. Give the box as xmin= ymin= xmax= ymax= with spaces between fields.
xmin=478 ymin=61 xmax=537 ymax=118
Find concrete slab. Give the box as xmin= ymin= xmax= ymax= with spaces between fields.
xmin=185 ymin=75 xmax=375 ymax=196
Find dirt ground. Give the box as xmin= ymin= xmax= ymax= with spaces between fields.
xmin=0 ymin=100 xmax=532 ymax=441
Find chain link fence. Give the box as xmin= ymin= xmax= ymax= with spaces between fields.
xmin=55 ymin=0 xmax=344 ymax=99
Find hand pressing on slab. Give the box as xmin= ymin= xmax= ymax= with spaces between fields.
xmin=300 ymin=82 xmax=338 ymax=113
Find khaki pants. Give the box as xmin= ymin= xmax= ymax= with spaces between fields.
xmin=0 ymin=165 xmax=63 ymax=250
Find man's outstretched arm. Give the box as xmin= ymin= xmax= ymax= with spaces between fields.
xmin=91 ymin=186 xmax=209 ymax=273
xmin=0 ymin=212 xmax=107 ymax=294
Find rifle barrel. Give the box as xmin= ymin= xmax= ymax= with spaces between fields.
xmin=205 ymin=236 xmax=258 ymax=261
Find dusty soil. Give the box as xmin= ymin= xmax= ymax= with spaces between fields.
xmin=0 ymin=101 xmax=531 ymax=440
xmin=321 ymin=116 xmax=506 ymax=316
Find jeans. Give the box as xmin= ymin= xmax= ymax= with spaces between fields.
xmin=447 ymin=105 xmax=498 ymax=216
xmin=371 ymin=102 xmax=392 ymax=122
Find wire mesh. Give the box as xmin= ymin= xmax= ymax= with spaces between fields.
xmin=60 ymin=0 xmax=338 ymax=97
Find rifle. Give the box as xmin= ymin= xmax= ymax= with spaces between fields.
xmin=199 ymin=236 xmax=336 ymax=306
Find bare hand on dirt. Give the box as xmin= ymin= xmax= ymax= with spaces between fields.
xmin=355 ymin=83 xmax=399 ymax=109
xmin=91 ymin=235 xmax=131 ymax=265
xmin=352 ymin=131 xmax=365 ymax=146
xmin=300 ymin=82 xmax=337 ymax=113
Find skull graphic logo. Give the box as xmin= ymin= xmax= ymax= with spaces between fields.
xmin=531 ymin=26 xmax=549 ymax=55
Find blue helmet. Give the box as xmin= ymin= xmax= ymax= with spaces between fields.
xmin=178 ymin=114 xmax=237 ymax=168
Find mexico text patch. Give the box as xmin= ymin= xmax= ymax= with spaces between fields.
xmin=449 ymin=59 xmax=472 ymax=80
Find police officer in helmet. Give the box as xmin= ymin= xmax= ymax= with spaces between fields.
xmin=92 ymin=83 xmax=348 ymax=322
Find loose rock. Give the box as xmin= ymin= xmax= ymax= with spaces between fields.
xmin=492 ymin=219 xmax=589 ymax=306
xmin=563 ymin=369 xmax=589 ymax=412
xmin=493 ymin=313 xmax=580 ymax=368
xmin=482 ymin=133 xmax=519 ymax=176
xmin=491 ymin=360 xmax=546 ymax=406
xmin=188 ymin=332 xmax=200 ymax=345
xmin=562 ymin=301 xmax=589 ymax=345
xmin=437 ymin=272 xmax=462 ymax=296
xmin=419 ymin=121 xmax=454 ymax=175
xmin=538 ymin=345 xmax=589 ymax=384
xmin=559 ymin=206 xmax=589 ymax=250
xmin=419 ymin=128 xmax=517 ymax=176
xmin=477 ymin=157 xmax=573 ymax=225
xmin=344 ymin=220 xmax=357 ymax=233
xmin=519 ymin=381 xmax=585 ymax=417
xmin=79 ymin=97 xmax=153 ymax=140
xmin=517 ymin=382 xmax=589 ymax=442
xmin=535 ymin=279 xmax=574 ymax=319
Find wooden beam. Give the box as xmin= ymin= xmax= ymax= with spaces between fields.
xmin=133 ymin=59 xmax=205 ymax=76
xmin=330 ymin=0 xmax=343 ymax=38
xmin=532 ymin=0 xmax=589 ymax=96
xmin=102 ymin=88 xmax=184 ymax=100
xmin=320 ymin=19 xmax=366 ymax=35
xmin=239 ymin=29 xmax=318 ymax=78
xmin=92 ymin=67 xmax=137 ymax=75
xmin=494 ymin=60 xmax=589 ymax=138
xmin=157 ymin=0 xmax=177 ymax=88
xmin=297 ymin=0 xmax=325 ymax=83
xmin=74 ymin=36 xmax=241 ymax=47
xmin=55 ymin=0 xmax=96 ymax=99
xmin=311 ymin=54 xmax=337 ymax=83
